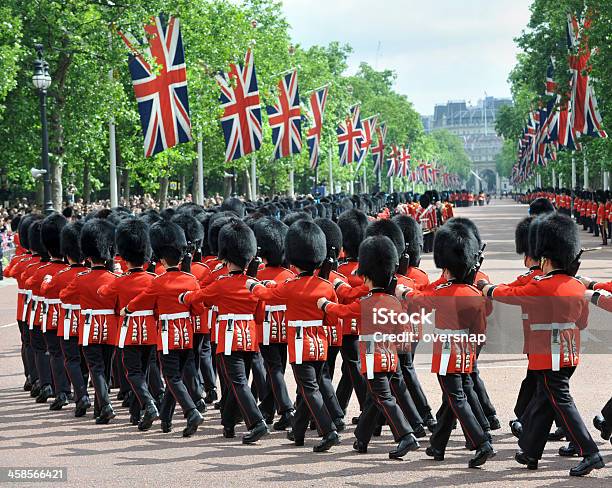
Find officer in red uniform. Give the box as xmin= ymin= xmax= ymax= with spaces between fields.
xmin=182 ymin=220 xmax=269 ymax=444
xmin=335 ymin=209 xmax=369 ymax=414
xmin=320 ymin=235 xmax=420 ymax=459
xmin=253 ymin=217 xmax=295 ymax=430
xmin=399 ymin=223 xmax=496 ymax=468
xmin=51 ymin=221 xmax=91 ymax=417
xmin=37 ymin=213 xmax=72 ymax=410
xmin=7 ymin=214 xmax=42 ymax=394
xmin=60 ymin=218 xmax=119 ymax=424
xmin=481 ymin=213 xmax=604 ymax=476
xmin=123 ymin=220 xmax=204 ymax=437
xmin=22 ymin=218 xmax=54 ymax=403
xmin=247 ymin=220 xmax=341 ymax=452
xmin=98 ymin=217 xmax=160 ymax=430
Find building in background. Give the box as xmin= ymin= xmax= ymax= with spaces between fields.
xmin=422 ymin=96 xmax=512 ymax=192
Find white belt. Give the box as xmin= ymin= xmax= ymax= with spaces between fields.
xmin=288 ymin=320 xmax=323 ymax=327
xmin=530 ymin=322 xmax=577 ymax=331
xmin=62 ymin=305 xmax=80 ymax=340
xmin=81 ymin=309 xmax=114 ymax=346
xmin=119 ymin=310 xmax=155 ymax=348
xmin=218 ymin=314 xmax=254 ymax=321
xmin=46 ymin=299 xmax=62 ymax=305
xmin=129 ymin=310 xmax=154 ymax=317
xmin=159 ymin=312 xmax=190 ymax=321
xmin=265 ymin=305 xmax=286 ymax=312
xmin=61 ymin=304 xmax=81 ymax=311
xmin=81 ymin=309 xmax=115 ymax=316
xmin=433 ymin=327 xmax=470 ymax=336
xmin=31 ymin=295 xmax=42 ymax=302
xmin=17 ymin=288 xmax=28 ymax=294
xmin=218 ymin=314 xmax=254 ymax=355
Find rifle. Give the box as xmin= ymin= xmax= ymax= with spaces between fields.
xmin=397 ymin=243 xmax=410 ymax=276
xmin=566 ymin=247 xmax=601 ymax=277
xmin=385 ymin=275 xmax=398 ymax=296
xmin=318 ymin=246 xmax=337 ymax=280
xmin=246 ymin=247 xmax=262 ymax=278
xmin=463 ymin=242 xmax=487 ymax=285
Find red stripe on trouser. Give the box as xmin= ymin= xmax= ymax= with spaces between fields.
xmin=438 ymin=375 xmax=477 ymax=448
xmin=372 ymin=377 xmax=401 ymax=438
xmin=220 ymin=355 xmax=254 ymax=428
xmin=543 ymin=373 xmax=584 ymax=456
xmin=294 ymin=364 xmax=323 ymax=433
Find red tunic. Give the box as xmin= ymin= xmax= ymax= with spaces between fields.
xmin=46 ymin=264 xmax=88 ymax=339
xmin=35 ymin=260 xmax=70 ymax=333
xmin=190 ymin=261 xmax=212 ymax=334
xmin=257 ymin=265 xmax=295 ymax=344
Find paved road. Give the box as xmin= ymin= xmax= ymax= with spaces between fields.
xmin=1 ymin=200 xmax=611 ymax=487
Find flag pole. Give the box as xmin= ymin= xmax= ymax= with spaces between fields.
xmin=328 ymin=140 xmax=334 ymax=196
xmin=303 ymin=83 xmax=330 ymax=95
xmin=251 ymin=153 xmax=257 ymax=200
xmin=196 ymin=133 xmax=204 ymax=204
xmin=108 ymin=33 xmax=118 ymax=207
xmin=289 ymin=156 xmax=295 ymax=198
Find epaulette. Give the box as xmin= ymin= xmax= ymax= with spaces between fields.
xmin=435 ymin=281 xmax=453 ymax=290
xmin=213 ymin=263 xmax=224 ymax=272
xmin=76 ymin=270 xmax=90 ymax=277
xmin=533 ymin=274 xmax=552 ymax=281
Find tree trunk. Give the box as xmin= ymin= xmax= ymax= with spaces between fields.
xmin=83 ymin=160 xmax=91 ymax=204
xmin=49 ymin=44 xmax=72 ymax=211
xmin=180 ymin=172 xmax=186 ymax=199
xmin=121 ymin=168 xmax=130 ymax=202
xmin=191 ymin=157 xmax=200 ymax=203
xmin=244 ymin=169 xmax=252 ymax=200
xmin=158 ymin=176 xmax=169 ymax=210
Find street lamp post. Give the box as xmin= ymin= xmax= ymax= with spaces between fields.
xmin=32 ymin=44 xmax=54 ymax=214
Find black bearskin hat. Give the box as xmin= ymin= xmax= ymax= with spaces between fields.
xmin=529 ymin=197 xmax=555 ymax=216
xmin=254 ymin=217 xmax=288 ymax=267
xmin=28 ymin=219 xmax=47 ymax=258
xmin=514 ymin=216 xmax=533 ymax=255
xmin=172 ymin=214 xmax=204 ymax=250
xmin=419 ymin=193 xmax=431 ymax=208
xmin=392 ymin=215 xmax=423 ymax=267
xmin=140 ymin=209 xmax=162 ymax=227
xmin=221 ymin=197 xmax=246 ymax=218
xmin=433 ymin=223 xmax=479 ymax=279
xmin=446 ymin=217 xmax=482 ymax=246
xmin=218 ymin=220 xmax=257 ymax=269
xmin=18 ymin=213 xmax=42 ymax=251
xmin=534 ymin=213 xmax=580 ymax=269
xmin=208 ymin=214 xmax=238 ymax=256
xmin=149 ymin=220 xmax=187 ymax=265
xmin=528 ymin=215 xmax=544 ymax=260
xmin=337 ymin=209 xmax=368 ymax=259
xmin=314 ymin=218 xmax=342 ymax=254
xmin=356 ymin=236 xmax=398 ymax=288
xmin=116 ymin=217 xmax=151 ymax=266
xmin=285 ymin=220 xmax=326 ymax=272
xmin=61 ymin=221 xmax=84 ymax=263
xmin=41 ymin=213 xmax=68 ymax=258
xmin=11 ymin=215 xmax=21 ymax=232
xmin=365 ymin=219 xmax=405 ymax=257
xmin=81 ymin=218 xmax=116 ymax=262
xmin=282 ymin=211 xmax=313 ymax=227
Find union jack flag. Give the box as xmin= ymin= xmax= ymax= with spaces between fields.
xmin=216 ymin=49 xmax=263 ymax=162
xmin=396 ymin=145 xmax=410 ymax=177
xmin=545 ymin=56 xmax=557 ymax=96
xmin=359 ymin=115 xmax=378 ymax=163
xmin=306 ymin=85 xmax=328 ymax=170
xmin=371 ymin=122 xmax=386 ymax=173
xmin=386 ymin=144 xmax=399 ymax=178
xmin=267 ymin=69 xmax=301 ymax=160
xmin=337 ymin=105 xmax=364 ymax=165
xmin=119 ymin=15 xmax=192 ymax=158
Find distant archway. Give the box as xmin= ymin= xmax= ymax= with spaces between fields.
xmin=480 ymin=169 xmax=497 ymax=192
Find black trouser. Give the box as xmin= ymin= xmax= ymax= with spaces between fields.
xmin=60 ymin=336 xmax=88 ymax=401
xmin=122 ymin=345 xmax=156 ymax=418
xmin=218 ymin=352 xmax=264 ymax=430
xmin=601 ymin=396 xmax=612 ymax=425
xmin=389 ymin=369 xmax=424 ymax=428
xmin=43 ymin=331 xmax=70 ymax=395
xmin=199 ymin=333 xmax=217 ymax=393
xmin=319 ymin=362 xmax=344 ymax=420
xmin=147 ymin=352 xmax=164 ymax=399
xmin=112 ymin=350 xmax=130 ymax=395
xmin=336 ymin=335 xmax=367 ymax=411
xmin=398 ymin=349 xmax=431 ymax=418
xmin=19 ymin=321 xmax=35 ymax=381
xmin=250 ymin=351 xmax=269 ymax=404
xmin=355 ymin=373 xmax=413 ymax=444
xmin=431 ymin=373 xmax=487 ymax=452
xmin=519 ymin=368 xmax=598 ymax=459
xmin=292 ymin=361 xmax=336 ymax=439
xmin=183 ymin=337 xmax=204 ymax=403
xmin=83 ymin=344 xmax=114 ymax=411
xmin=259 ymin=343 xmax=292 ymax=415
xmin=514 ymin=368 xmax=562 ymax=429
xmin=423 ymin=232 xmax=434 ymax=253
xmin=30 ymin=327 xmax=52 ymax=387
xmin=470 ymin=355 xmax=496 ymax=418
xmin=326 ymin=345 xmax=341 ymax=380
xmin=159 ymin=349 xmax=197 ymax=421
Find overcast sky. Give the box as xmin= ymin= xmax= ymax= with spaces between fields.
xmin=280 ymin=0 xmax=532 ymax=114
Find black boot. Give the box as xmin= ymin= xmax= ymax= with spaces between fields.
xmin=333 ymin=417 xmax=346 ymax=432
xmin=182 ymin=408 xmax=204 ymax=437
xmin=353 ymin=440 xmax=368 ymax=453
xmin=95 ymin=404 xmax=116 ymax=425
xmin=547 ymin=427 xmax=565 ymax=441
xmin=204 ymin=389 xmax=218 ymax=405
xmin=161 ymin=420 xmax=172 ymax=433
xmin=313 ymin=431 xmax=340 ymax=452
xmin=23 ymin=377 xmax=32 ymax=392
xmin=424 ymin=412 xmax=437 ymax=433
xmin=593 ymin=415 xmax=611 ymax=440
xmin=372 ymin=424 xmax=382 ymax=437
xmin=195 ymin=398 xmax=207 ymax=414
xmin=223 ymin=426 xmax=235 ymax=438
xmin=30 ymin=380 xmax=41 ymax=398
xmin=287 ymin=430 xmax=304 ymax=446
xmin=35 ymin=384 xmax=53 ymax=403
xmin=487 ymin=415 xmax=501 ymax=431
xmin=121 ymin=391 xmax=133 ymax=408
xmin=74 ymin=395 xmax=91 ymax=418
xmin=130 ymin=412 xmax=141 ymax=426
xmin=351 ymin=415 xmax=360 ymax=425
xmin=559 ymin=443 xmax=579 ymax=457
xmin=413 ymin=423 xmax=427 ymax=438
xmin=389 ymin=434 xmax=419 ymax=459
xmin=243 ymin=420 xmax=269 ymax=444
xmin=49 ymin=392 xmax=69 ymax=411
xmin=468 ymin=441 xmax=496 ymax=468
xmin=515 ymin=450 xmax=538 ymax=470
xmin=569 ymin=453 xmax=605 ymax=477
xmin=138 ymin=403 xmax=160 ymax=431
xmin=509 ymin=419 xmax=522 ymax=438
xmin=273 ymin=410 xmax=295 ymax=431
xmin=425 ymin=446 xmax=444 ymax=461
